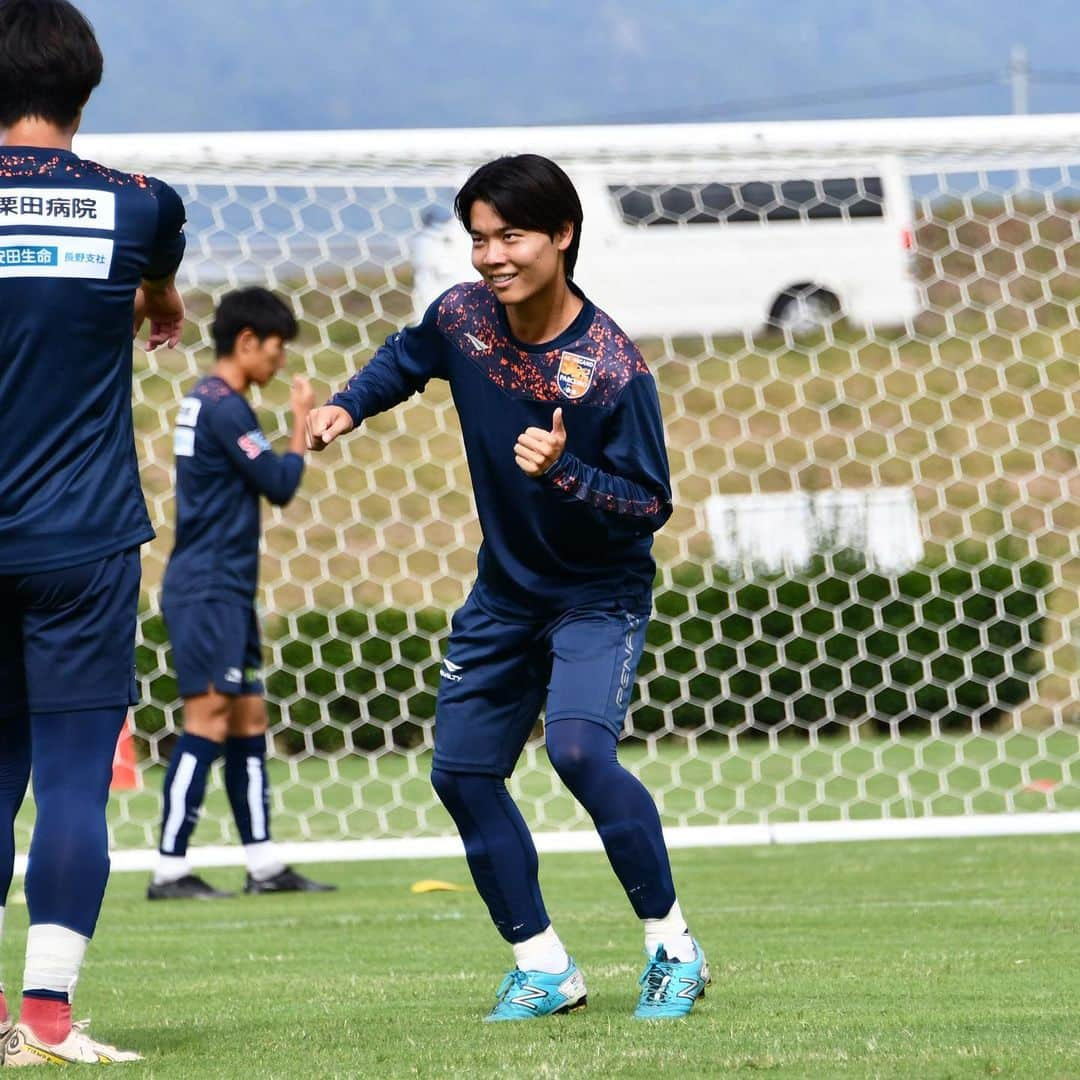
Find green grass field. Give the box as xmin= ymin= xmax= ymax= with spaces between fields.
xmin=3 ymin=836 xmax=1077 ymax=1077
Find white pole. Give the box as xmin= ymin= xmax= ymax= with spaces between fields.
xmin=1011 ymin=44 xmax=1029 ymax=115
xmin=1010 ymin=46 xmax=1031 ymax=191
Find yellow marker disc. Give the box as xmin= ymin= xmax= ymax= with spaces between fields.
xmin=410 ymin=879 xmax=468 ymax=893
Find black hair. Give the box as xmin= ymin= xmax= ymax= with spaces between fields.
xmin=212 ymin=287 xmax=298 ymax=357
xmin=454 ymin=154 xmax=583 ymax=278
xmin=0 ymin=0 xmax=103 ymax=129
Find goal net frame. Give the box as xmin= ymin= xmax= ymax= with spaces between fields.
xmin=47 ymin=114 xmax=1080 ymax=869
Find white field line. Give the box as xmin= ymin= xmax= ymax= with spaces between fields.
xmin=11 ymin=811 xmax=1077 ymax=875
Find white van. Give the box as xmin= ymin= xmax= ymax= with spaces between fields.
xmin=411 ymin=158 xmax=919 ymax=337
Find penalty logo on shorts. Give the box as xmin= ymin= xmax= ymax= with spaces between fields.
xmin=440 ymin=658 xmax=464 ymax=683
xmin=556 ymin=351 xmax=597 ymax=400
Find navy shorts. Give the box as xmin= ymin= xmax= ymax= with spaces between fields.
xmin=0 ymin=547 xmax=141 ymax=716
xmin=433 ymin=588 xmax=650 ymax=776
xmin=162 ymin=599 xmax=264 ymax=697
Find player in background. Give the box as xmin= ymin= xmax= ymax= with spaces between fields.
xmin=148 ymin=287 xmax=336 ymax=900
xmin=0 ymin=0 xmax=186 ymax=1064
xmin=309 ymin=155 xmax=708 ymax=1020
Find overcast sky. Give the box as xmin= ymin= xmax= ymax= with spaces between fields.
xmin=76 ymin=0 xmax=1080 ymax=133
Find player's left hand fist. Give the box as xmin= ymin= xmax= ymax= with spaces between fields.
xmin=515 ymin=407 xmax=566 ymax=477
xmin=290 ymin=375 xmax=316 ymax=416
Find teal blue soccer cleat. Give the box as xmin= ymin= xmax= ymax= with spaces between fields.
xmin=483 ymin=960 xmax=587 ymax=1022
xmin=633 ymin=939 xmax=710 ymax=1019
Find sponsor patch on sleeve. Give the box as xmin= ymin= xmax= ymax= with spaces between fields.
xmin=176 ymin=397 xmax=202 ymax=427
xmin=174 ymin=428 xmax=195 ymax=457
xmin=237 ymin=429 xmax=272 ymax=459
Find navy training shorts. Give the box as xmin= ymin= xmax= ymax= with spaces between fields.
xmin=0 ymin=547 xmax=141 ymax=715
xmin=162 ymin=599 xmax=264 ymax=697
xmin=433 ymin=587 xmax=650 ymax=776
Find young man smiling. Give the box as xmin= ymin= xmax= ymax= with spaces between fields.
xmin=310 ymin=155 xmax=708 ymax=1021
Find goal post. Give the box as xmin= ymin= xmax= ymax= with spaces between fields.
xmin=53 ymin=115 xmax=1079 ymax=861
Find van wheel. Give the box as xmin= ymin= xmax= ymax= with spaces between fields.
xmin=769 ymin=286 xmax=838 ymax=335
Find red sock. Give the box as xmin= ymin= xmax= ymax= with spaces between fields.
xmin=19 ymin=996 xmax=72 ymax=1045
xmin=0 ymin=989 xmax=8 ymax=1023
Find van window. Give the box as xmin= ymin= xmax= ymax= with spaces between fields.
xmin=610 ymin=177 xmax=886 ymax=226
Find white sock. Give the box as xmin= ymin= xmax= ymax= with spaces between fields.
xmin=512 ymin=925 xmax=570 ymax=975
xmin=643 ymin=900 xmax=695 ymax=962
xmin=23 ymin=924 xmax=88 ymax=997
xmin=244 ymin=841 xmax=286 ymax=882
xmin=153 ymin=854 xmax=191 ymax=885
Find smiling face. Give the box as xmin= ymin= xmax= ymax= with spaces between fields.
xmin=467 ymin=199 xmax=573 ymax=309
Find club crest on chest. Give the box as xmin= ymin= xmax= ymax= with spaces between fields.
xmin=556 ymin=351 xmax=597 ymax=400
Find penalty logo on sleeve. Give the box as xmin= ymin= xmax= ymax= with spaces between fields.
xmin=556 ymin=351 xmax=597 ymax=399
xmin=237 ymin=429 xmax=271 ymax=459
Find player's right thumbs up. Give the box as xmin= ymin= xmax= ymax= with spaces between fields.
xmin=514 ymin=406 xmax=567 ymax=477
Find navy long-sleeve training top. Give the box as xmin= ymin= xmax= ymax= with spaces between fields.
xmin=0 ymin=146 xmax=186 ymax=574
xmin=162 ymin=375 xmax=304 ymax=605
xmin=330 ymin=281 xmax=672 ymax=618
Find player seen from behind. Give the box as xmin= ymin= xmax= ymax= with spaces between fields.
xmin=0 ymin=0 xmax=186 ymax=1063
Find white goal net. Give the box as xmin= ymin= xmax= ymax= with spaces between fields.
xmin=66 ymin=115 xmax=1079 ymax=856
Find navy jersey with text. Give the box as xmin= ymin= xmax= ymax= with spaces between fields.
xmin=163 ymin=376 xmax=304 ymax=604
xmin=330 ymin=282 xmax=672 ymax=617
xmin=0 ymin=146 xmax=186 ymax=574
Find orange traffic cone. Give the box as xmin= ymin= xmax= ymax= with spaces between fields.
xmin=111 ymin=713 xmax=140 ymax=791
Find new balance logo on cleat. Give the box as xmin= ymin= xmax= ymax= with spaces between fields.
xmin=484 ymin=960 xmax=588 ymax=1022
xmin=507 ymin=969 xmax=585 ymax=1012
xmin=508 ymin=981 xmax=548 ymax=1011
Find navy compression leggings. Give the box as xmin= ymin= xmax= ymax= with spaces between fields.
xmin=431 ymin=717 xmax=676 ymax=943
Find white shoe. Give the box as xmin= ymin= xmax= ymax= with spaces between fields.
xmin=4 ymin=1021 xmax=142 ymax=1066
